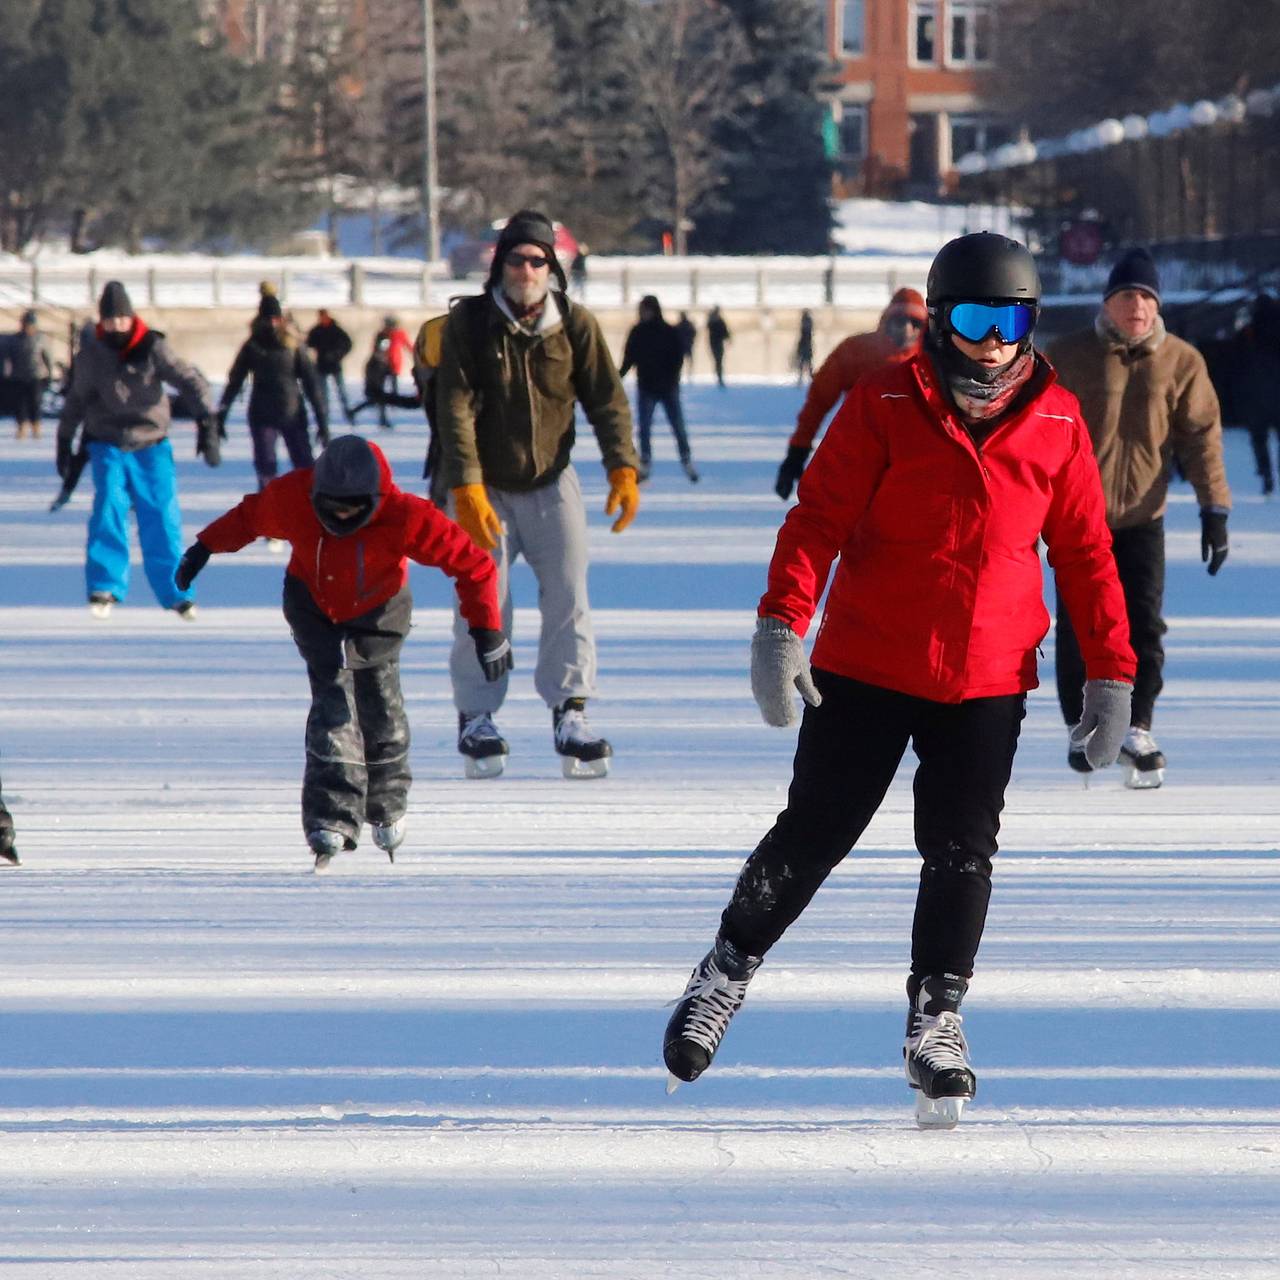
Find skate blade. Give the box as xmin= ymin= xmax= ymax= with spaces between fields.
xmin=915 ymin=1094 xmax=967 ymax=1130
xmin=313 ymin=855 xmax=333 ymax=873
xmin=561 ymin=755 xmax=609 ymax=780
xmin=1124 ymin=765 xmax=1164 ymax=790
xmin=666 ymin=1073 xmax=682 ymax=1096
xmin=464 ymin=754 xmax=506 ymax=780
xmin=89 ymin=604 xmax=112 ymax=620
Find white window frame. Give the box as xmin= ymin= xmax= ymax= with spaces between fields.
xmin=946 ymin=1 xmax=995 ymax=68
xmin=838 ymin=0 xmax=866 ymax=57
xmin=909 ymin=0 xmax=939 ymax=67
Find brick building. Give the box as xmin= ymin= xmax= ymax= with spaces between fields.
xmin=823 ymin=0 xmax=1008 ymax=197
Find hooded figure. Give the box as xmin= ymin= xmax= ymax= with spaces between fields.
xmin=173 ymin=434 xmax=506 ymax=866
xmin=775 ymin=287 xmax=927 ymax=499
xmin=486 ymin=209 xmax=568 ymax=293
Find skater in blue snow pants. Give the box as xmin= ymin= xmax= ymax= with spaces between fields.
xmin=86 ymin=438 xmax=191 ymax=609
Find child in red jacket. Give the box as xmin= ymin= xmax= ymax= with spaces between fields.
xmin=175 ymin=435 xmax=508 ymax=869
xmin=664 ymin=234 xmax=1137 ymax=1129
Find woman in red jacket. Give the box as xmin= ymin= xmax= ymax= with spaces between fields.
xmin=172 ymin=435 xmax=509 ymax=869
xmin=664 ymin=234 xmax=1137 ymax=1128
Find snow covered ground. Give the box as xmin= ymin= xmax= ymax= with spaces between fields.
xmin=1 ymin=384 xmax=1278 ymax=1277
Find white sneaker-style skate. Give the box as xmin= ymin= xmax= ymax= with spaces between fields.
xmin=904 ymin=974 xmax=975 ymax=1130
xmin=1119 ymin=726 xmax=1165 ymax=789
xmin=308 ymin=829 xmax=346 ymax=871
xmin=458 ymin=712 xmax=508 ymax=779
xmin=88 ymin=592 xmax=116 ymax=620
xmin=372 ymin=817 xmax=406 ymax=860
xmin=553 ymin=699 xmax=612 ymax=779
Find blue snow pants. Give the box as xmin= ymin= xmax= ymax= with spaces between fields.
xmin=86 ymin=438 xmax=192 ymax=609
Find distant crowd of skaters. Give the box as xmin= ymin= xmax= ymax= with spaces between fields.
xmin=0 ymin=214 xmax=1262 ymax=1128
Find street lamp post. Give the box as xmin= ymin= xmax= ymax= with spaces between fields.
xmin=422 ymin=0 xmax=441 ymax=266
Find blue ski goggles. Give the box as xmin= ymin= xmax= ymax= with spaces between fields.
xmin=947 ymin=301 xmax=1036 ymax=344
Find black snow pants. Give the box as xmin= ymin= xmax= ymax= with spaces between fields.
xmin=1056 ymin=518 xmax=1164 ymax=730
xmin=282 ymin=574 xmax=413 ymax=847
xmin=720 ymin=670 xmax=1025 ymax=980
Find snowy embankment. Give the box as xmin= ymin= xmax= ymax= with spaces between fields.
xmin=0 ymin=387 xmax=1278 ymax=1277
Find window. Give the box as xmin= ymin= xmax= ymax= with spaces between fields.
xmin=949 ymin=115 xmax=1009 ymax=162
xmin=948 ymin=1 xmax=994 ymax=66
xmin=911 ymin=1 xmax=938 ymax=65
xmin=840 ymin=104 xmax=867 ymax=161
xmin=840 ymin=0 xmax=865 ymax=56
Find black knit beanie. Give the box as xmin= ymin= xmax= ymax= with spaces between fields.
xmin=258 ymin=294 xmax=283 ymax=321
xmin=1105 ymin=248 xmax=1161 ymax=304
xmin=487 ymin=209 xmax=567 ymax=291
xmin=98 ymin=280 xmax=134 ymax=320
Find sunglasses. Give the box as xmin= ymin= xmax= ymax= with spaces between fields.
xmin=947 ymin=301 xmax=1036 ymax=344
xmin=506 ymin=252 xmax=551 ymax=269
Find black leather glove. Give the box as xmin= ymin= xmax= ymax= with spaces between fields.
xmin=56 ymin=436 xmax=73 ymax=480
xmin=774 ymin=444 xmax=810 ymax=500
xmin=175 ymin=541 xmax=211 ymax=591
xmin=1200 ymin=507 xmax=1229 ymax=576
xmin=470 ymin=627 xmax=513 ymax=683
xmin=196 ymin=414 xmax=223 ymax=468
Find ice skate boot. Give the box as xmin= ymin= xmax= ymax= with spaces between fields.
xmin=681 ymin=457 xmax=700 ymax=484
xmin=1119 ymin=726 xmax=1165 ymax=789
xmin=553 ymin=698 xmax=612 ymax=779
xmin=372 ymin=816 xmax=406 ymax=861
xmin=663 ymin=934 xmax=761 ymax=1091
xmin=458 ymin=711 xmax=508 ymax=779
xmin=88 ymin=591 xmax=117 ymax=620
xmin=308 ymin=829 xmax=346 ymax=871
xmin=172 ymin=600 xmax=198 ymax=621
xmin=904 ymin=973 xmax=975 ymax=1130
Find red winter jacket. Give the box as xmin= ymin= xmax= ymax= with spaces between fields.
xmin=761 ymin=354 xmax=1135 ymax=702
xmin=198 ymin=445 xmax=500 ymax=629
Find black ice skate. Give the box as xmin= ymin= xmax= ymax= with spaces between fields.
xmin=372 ymin=816 xmax=406 ymax=862
xmin=904 ymin=973 xmax=975 ymax=1130
xmin=308 ymin=829 xmax=346 ymax=872
xmin=1119 ymin=726 xmax=1165 ymax=790
xmin=458 ymin=711 xmax=508 ymax=779
xmin=553 ymin=698 xmax=612 ymax=779
xmin=663 ymin=934 xmax=761 ymax=1092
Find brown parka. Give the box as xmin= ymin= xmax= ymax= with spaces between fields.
xmin=1047 ymin=319 xmax=1231 ymax=529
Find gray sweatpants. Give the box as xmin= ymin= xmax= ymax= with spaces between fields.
xmin=450 ymin=466 xmax=596 ymax=713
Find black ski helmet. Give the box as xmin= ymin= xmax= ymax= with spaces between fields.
xmin=927 ymin=232 xmax=1040 ymax=337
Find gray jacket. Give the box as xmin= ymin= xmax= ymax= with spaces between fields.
xmin=57 ymin=324 xmax=214 ymax=452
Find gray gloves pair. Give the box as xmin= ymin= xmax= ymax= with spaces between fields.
xmin=750 ymin=616 xmax=1131 ymax=769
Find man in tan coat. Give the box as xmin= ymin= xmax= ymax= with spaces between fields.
xmin=1048 ymin=247 xmax=1231 ymax=788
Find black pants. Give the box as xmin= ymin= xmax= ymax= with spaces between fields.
xmin=711 ymin=346 xmax=726 ymax=386
xmin=636 ymin=387 xmax=691 ymax=464
xmin=250 ymin=415 xmax=313 ymax=488
xmin=1056 ymin=518 xmax=1165 ymax=729
xmin=720 ymin=670 xmax=1025 ymax=980
xmin=283 ymin=576 xmax=413 ymax=846
xmin=1246 ymin=420 xmax=1279 ymax=493
xmin=319 ymin=367 xmax=353 ymax=421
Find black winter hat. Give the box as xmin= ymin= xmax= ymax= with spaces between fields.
xmin=98 ymin=280 xmax=134 ymax=320
xmin=487 ymin=209 xmax=567 ymax=290
xmin=258 ymin=293 xmax=283 ymax=321
xmin=1105 ymin=247 xmax=1161 ymax=304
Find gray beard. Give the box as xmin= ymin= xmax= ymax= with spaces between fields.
xmin=504 ymin=279 xmax=549 ymax=311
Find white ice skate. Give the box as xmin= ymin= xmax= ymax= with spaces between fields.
xmin=904 ymin=975 xmax=975 ymax=1131
xmin=372 ymin=817 xmax=406 ymax=861
xmin=553 ymin=699 xmax=612 ymax=779
xmin=308 ymin=829 xmax=346 ymax=872
xmin=1119 ymin=726 xmax=1165 ymax=790
xmin=88 ymin=592 xmax=116 ymax=620
xmin=458 ymin=712 xmax=508 ymax=779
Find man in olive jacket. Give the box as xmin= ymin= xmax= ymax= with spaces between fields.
xmin=1048 ymin=247 xmax=1231 ymax=787
xmin=434 ymin=209 xmax=640 ymax=780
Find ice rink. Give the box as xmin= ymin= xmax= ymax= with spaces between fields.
xmin=1 ymin=382 xmax=1278 ymax=1277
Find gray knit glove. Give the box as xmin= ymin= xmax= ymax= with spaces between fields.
xmin=1069 ymin=678 xmax=1132 ymax=769
xmin=751 ymin=616 xmax=822 ymax=727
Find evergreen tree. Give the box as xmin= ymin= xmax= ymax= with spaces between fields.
xmin=689 ymin=0 xmax=832 ymax=255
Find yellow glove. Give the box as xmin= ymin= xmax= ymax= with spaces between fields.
xmin=605 ymin=467 xmax=640 ymax=534
xmin=451 ymin=484 xmax=504 ymax=551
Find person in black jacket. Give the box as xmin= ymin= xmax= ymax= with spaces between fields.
xmin=619 ymin=296 xmax=698 ymax=483
xmin=220 ymin=296 xmax=329 ymax=490
xmin=305 ymin=309 xmax=355 ymax=426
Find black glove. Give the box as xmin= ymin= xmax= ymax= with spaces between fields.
xmin=774 ymin=444 xmax=810 ymax=500
xmin=196 ymin=414 xmax=223 ymax=468
xmin=470 ymin=627 xmax=513 ymax=683
xmin=1200 ymin=507 xmax=1229 ymax=576
xmin=56 ymin=436 xmax=73 ymax=480
xmin=175 ymin=541 xmax=211 ymax=591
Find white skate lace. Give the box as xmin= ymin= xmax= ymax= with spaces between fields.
xmin=1123 ymin=727 xmax=1159 ymax=757
xmin=555 ymin=708 xmax=596 ymax=749
xmin=462 ymin=713 xmax=500 ymax=744
xmin=907 ymin=1011 xmax=970 ymax=1072
xmin=666 ymin=961 xmax=752 ymax=1055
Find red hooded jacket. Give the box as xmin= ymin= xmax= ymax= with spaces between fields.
xmin=761 ymin=354 xmax=1136 ymax=702
xmin=790 ymin=288 xmax=926 ymax=449
xmin=198 ymin=443 xmax=500 ymax=629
